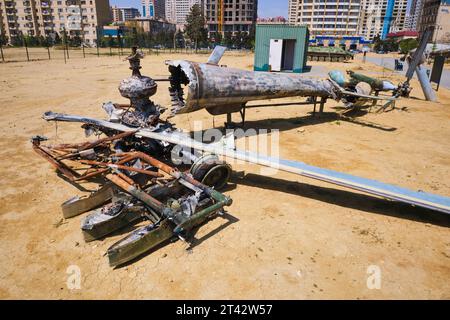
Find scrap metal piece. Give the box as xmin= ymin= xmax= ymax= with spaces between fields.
xmin=119 ymin=46 xmax=161 ymax=127
xmin=404 ymin=28 xmax=436 ymax=102
xmin=82 ymin=201 xmax=145 ymax=242
xmin=207 ymin=45 xmax=227 ymax=65
xmin=190 ymin=154 xmax=232 ymax=190
xmin=61 ymin=183 xmax=115 ymax=218
xmin=165 ymin=60 xmax=341 ymax=116
xmin=107 ymin=219 xmax=174 ymax=267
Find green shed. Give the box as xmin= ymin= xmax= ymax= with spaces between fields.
xmin=254 ymin=25 xmax=309 ymax=73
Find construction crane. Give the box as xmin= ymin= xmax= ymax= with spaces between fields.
xmin=218 ymin=0 xmax=224 ymax=34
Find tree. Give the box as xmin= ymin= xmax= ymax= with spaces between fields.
xmin=184 ymin=4 xmax=207 ymax=52
xmin=399 ymin=38 xmax=418 ymax=54
xmin=175 ymin=30 xmax=185 ymax=48
xmin=373 ymin=35 xmax=398 ymax=52
xmin=53 ymin=33 xmax=61 ymax=45
xmin=70 ymin=34 xmax=82 ymax=47
xmin=0 ymin=34 xmax=7 ymax=46
xmin=233 ymin=31 xmax=243 ymax=49
xmin=223 ymin=32 xmax=233 ymax=48
xmin=244 ymin=26 xmax=256 ymax=50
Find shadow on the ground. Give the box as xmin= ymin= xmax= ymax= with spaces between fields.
xmin=230 ymin=171 xmax=450 ymax=228
xmin=191 ymin=110 xmax=397 ymax=140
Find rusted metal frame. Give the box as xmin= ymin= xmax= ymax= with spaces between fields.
xmin=77 ymin=130 xmax=138 ymax=151
xmin=48 ymin=142 xmax=91 ymax=150
xmin=107 ymin=152 xmax=232 ymax=233
xmin=57 ymin=148 xmax=95 ymax=161
xmin=113 ymin=169 xmax=136 ymax=186
xmin=55 ymin=131 xmax=138 ymax=161
xmin=120 ymin=152 xmax=176 ymax=176
xmin=105 ymin=173 xmax=166 ymax=216
xmin=32 ymin=142 xmax=80 ymax=180
xmin=73 ymin=155 xmax=138 ymax=181
xmin=78 ymin=159 xmax=163 ymax=178
xmin=124 ymin=152 xmax=232 ymax=206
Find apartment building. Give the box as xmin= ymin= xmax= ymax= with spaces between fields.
xmin=357 ymin=0 xmax=408 ymax=40
xmin=141 ymin=0 xmax=165 ymax=19
xmin=405 ymin=0 xmax=423 ymax=30
xmin=287 ymin=0 xmax=360 ymax=37
xmin=0 ymin=0 xmax=111 ymax=45
xmin=204 ymin=0 xmax=257 ymax=36
xmin=165 ymin=0 xmax=202 ymax=28
xmin=111 ymin=6 xmax=140 ymax=23
xmin=287 ymin=0 xmax=369 ymax=48
xmin=130 ymin=17 xmax=175 ymax=34
xmin=419 ymin=0 xmax=450 ymax=43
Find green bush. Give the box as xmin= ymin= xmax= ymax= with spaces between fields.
xmin=399 ymin=38 xmax=418 ymax=54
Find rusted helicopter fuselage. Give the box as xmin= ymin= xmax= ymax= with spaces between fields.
xmin=166 ymin=60 xmax=340 ymax=117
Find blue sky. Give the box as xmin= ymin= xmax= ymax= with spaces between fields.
xmin=110 ymin=0 xmax=288 ymax=18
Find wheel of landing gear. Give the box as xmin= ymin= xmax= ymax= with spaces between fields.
xmin=190 ymin=154 xmax=232 ymax=190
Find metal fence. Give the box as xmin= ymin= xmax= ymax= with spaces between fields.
xmin=0 ymin=46 xmax=219 ymax=63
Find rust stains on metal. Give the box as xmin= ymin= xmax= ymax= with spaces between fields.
xmin=165 ymin=60 xmax=341 ymax=117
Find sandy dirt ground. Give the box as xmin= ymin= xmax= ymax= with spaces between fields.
xmin=0 ymin=50 xmax=449 ymax=299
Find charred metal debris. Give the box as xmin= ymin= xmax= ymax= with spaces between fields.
xmin=32 ymin=47 xmax=232 ymax=267
xmin=32 ymin=47 xmax=450 ymax=267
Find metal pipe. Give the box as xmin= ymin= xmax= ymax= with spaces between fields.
xmin=105 ymin=173 xmax=164 ymax=213
xmin=79 ymin=159 xmax=163 ymax=177
xmin=416 ymin=65 xmax=437 ymax=102
xmin=166 ymin=60 xmax=340 ymax=116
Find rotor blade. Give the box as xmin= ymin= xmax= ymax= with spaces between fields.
xmin=207 ymin=45 xmax=227 ymax=65
xmin=42 ymin=111 xmax=450 ymax=215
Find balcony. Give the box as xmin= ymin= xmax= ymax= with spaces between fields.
xmin=24 ymin=8 xmax=32 ymax=14
xmin=6 ymin=9 xmax=16 ymax=15
xmin=67 ymin=22 xmax=81 ymax=30
xmin=25 ymin=15 xmax=33 ymax=21
xmin=23 ymin=1 xmax=31 ymax=6
xmin=24 ymin=22 xmax=33 ymax=28
xmin=5 ymin=2 xmax=16 ymax=8
xmin=41 ymin=2 xmax=50 ymax=7
xmin=42 ymin=10 xmax=51 ymax=15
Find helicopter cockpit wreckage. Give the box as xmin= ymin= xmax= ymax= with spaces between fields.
xmin=32 ymin=46 xmax=450 ymax=267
